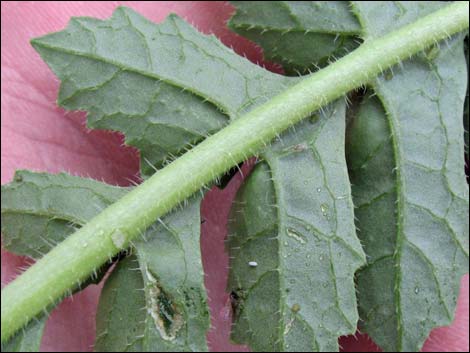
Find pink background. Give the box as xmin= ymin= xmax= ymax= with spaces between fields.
xmin=1 ymin=2 xmax=468 ymax=352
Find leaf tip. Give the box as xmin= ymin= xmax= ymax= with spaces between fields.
xmin=29 ymin=37 xmax=41 ymax=49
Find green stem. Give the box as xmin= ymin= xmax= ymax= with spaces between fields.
xmin=1 ymin=1 xmax=468 ymax=343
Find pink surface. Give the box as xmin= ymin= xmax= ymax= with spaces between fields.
xmin=1 ymin=2 xmax=468 ymax=352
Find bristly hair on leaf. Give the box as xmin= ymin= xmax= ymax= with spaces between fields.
xmin=1 ymin=2 xmax=469 ymax=352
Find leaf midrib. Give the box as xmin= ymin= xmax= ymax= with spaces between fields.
xmin=261 ymin=155 xmax=287 ymax=350
xmin=373 ymin=85 xmax=406 ymax=351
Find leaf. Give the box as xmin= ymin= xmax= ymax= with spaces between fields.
xmin=100 ymin=199 xmax=210 ymax=352
xmin=22 ymin=4 xmax=468 ymax=352
xmin=29 ymin=8 xmax=277 ymax=349
xmin=1 ymin=170 xmax=127 ymax=296
xmin=29 ymin=7 xmax=297 ymax=349
xmin=24 ymin=8 xmax=296 ymax=350
xmin=28 ymin=8 xmax=295 ymax=348
xmin=1 ymin=170 xmax=127 ymax=259
xmin=1 ymin=170 xmax=210 ymax=351
xmin=0 ymin=315 xmax=47 ymax=352
xmin=0 ymin=170 xmax=127 ymax=294
xmin=30 ymin=6 xmax=294 ymax=178
xmin=225 ymin=2 xmax=366 ymax=351
xmin=345 ymin=2 xmax=469 ymax=351
xmin=95 ymin=197 xmax=209 ymax=352
xmin=94 ymin=254 xmax=146 ymax=352
xmin=229 ymin=1 xmax=361 ymax=75
xmin=231 ymin=1 xmax=469 ymax=350
xmin=0 ymin=171 xmax=127 ymax=351
xmin=227 ymin=100 xmax=365 ymax=351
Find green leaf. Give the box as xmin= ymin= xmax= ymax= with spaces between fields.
xmin=28 ymin=9 xmax=263 ymax=349
xmin=1 ymin=170 xmax=126 ymax=294
xmin=227 ymin=100 xmax=365 ymax=351
xmin=29 ymin=7 xmax=293 ymax=349
xmin=0 ymin=315 xmax=46 ymax=352
xmin=225 ymin=3 xmax=365 ymax=351
xmin=229 ymin=1 xmax=361 ymax=75
xmin=0 ymin=172 xmax=128 ymax=351
xmin=27 ymin=9 xmax=296 ymax=348
xmin=232 ymin=1 xmax=469 ymax=350
xmin=1 ymin=170 xmax=210 ymax=351
xmin=135 ymin=207 xmax=210 ymax=351
xmin=95 ymin=197 xmax=209 ymax=352
xmin=1 ymin=170 xmax=127 ymax=259
xmin=19 ymin=4 xmax=468 ymax=352
xmin=346 ymin=2 xmax=469 ymax=351
xmin=94 ymin=255 xmax=145 ymax=351
xmin=30 ymin=6 xmax=294 ymax=177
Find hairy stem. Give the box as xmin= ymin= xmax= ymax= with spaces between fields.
xmin=1 ymin=1 xmax=468 ymax=342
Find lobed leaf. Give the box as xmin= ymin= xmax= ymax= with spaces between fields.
xmin=13 ymin=3 xmax=468 ymax=352
xmin=95 ymin=197 xmax=209 ymax=352
xmin=28 ymin=8 xmax=302 ymax=349
xmin=27 ymin=8 xmax=282 ymax=349
xmin=94 ymin=255 xmax=146 ymax=352
xmin=229 ymin=1 xmax=361 ymax=75
xmin=1 ymin=170 xmax=127 ymax=259
xmin=346 ymin=2 xmax=469 ymax=351
xmin=230 ymin=1 xmax=469 ymax=351
xmin=27 ymin=6 xmax=366 ymax=351
xmin=227 ymin=101 xmax=365 ymax=351
xmin=30 ymin=6 xmax=294 ymax=177
xmin=0 ymin=173 xmax=128 ymax=351
xmin=226 ymin=2 xmax=367 ymax=351
xmin=1 ymin=171 xmax=209 ymax=352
